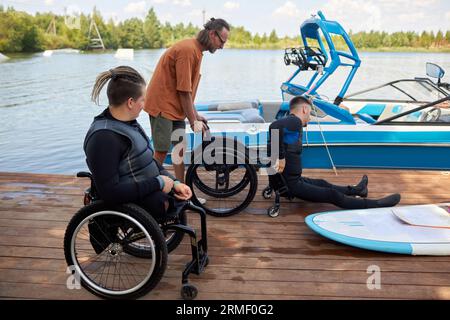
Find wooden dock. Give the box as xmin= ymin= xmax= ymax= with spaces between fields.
xmin=1 ymin=169 xmax=449 ymax=300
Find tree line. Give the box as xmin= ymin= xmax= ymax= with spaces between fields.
xmin=1 ymin=6 xmax=449 ymax=53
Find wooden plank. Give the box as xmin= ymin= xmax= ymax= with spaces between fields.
xmin=2 ymin=257 xmax=450 ymax=287
xmin=0 ymin=274 xmax=448 ymax=300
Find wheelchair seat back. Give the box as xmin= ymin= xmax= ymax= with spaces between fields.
xmin=77 ymin=172 xmax=99 ymax=205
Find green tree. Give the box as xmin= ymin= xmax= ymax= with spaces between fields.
xmin=106 ymin=18 xmax=121 ymax=49
xmin=143 ymin=8 xmax=163 ymax=48
xmin=420 ymin=31 xmax=432 ymax=48
xmin=269 ymin=29 xmax=279 ymax=43
xmin=22 ymin=25 xmax=44 ymax=51
xmin=435 ymin=30 xmax=444 ymax=47
xmin=253 ymin=33 xmax=262 ymax=47
xmin=119 ymin=18 xmax=145 ymax=48
xmin=161 ymin=22 xmax=174 ymax=46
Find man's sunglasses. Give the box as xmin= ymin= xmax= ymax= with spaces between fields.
xmin=215 ymin=31 xmax=226 ymax=45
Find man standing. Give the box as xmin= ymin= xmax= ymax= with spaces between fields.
xmin=145 ymin=18 xmax=230 ymax=183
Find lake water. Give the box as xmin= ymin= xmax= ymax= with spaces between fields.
xmin=0 ymin=49 xmax=449 ymax=174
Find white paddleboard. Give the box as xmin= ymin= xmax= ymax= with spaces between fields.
xmin=305 ymin=204 xmax=450 ymax=256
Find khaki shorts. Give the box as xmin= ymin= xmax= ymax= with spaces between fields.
xmin=150 ymin=114 xmax=186 ymax=152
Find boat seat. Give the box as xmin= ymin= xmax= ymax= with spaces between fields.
xmin=200 ymin=108 xmax=265 ymax=123
xmin=196 ymin=100 xmax=260 ymax=112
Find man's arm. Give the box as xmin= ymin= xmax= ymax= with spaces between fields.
xmin=268 ymin=121 xmax=286 ymax=160
xmin=178 ymin=91 xmax=197 ymax=127
xmin=268 ymin=120 xmax=287 ymax=173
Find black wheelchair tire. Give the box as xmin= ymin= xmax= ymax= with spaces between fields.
xmin=186 ymin=163 xmax=258 ymax=217
xmin=63 ymin=201 xmax=168 ymax=299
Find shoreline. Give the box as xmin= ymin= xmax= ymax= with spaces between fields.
xmin=3 ymin=47 xmax=450 ymax=56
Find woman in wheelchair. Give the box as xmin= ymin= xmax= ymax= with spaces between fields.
xmin=268 ymin=96 xmax=401 ymax=210
xmin=64 ymin=66 xmax=208 ymax=300
xmin=85 ymin=66 xmax=192 ymax=219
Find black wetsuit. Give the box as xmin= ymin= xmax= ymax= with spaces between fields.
xmin=268 ymin=114 xmax=374 ymax=209
xmin=85 ymin=109 xmax=175 ymax=219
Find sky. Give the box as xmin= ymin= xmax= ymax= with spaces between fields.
xmin=2 ymin=0 xmax=450 ymax=36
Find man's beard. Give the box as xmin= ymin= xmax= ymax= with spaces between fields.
xmin=208 ymin=42 xmax=217 ymax=53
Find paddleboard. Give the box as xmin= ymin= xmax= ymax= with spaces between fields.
xmin=305 ymin=204 xmax=450 ymax=256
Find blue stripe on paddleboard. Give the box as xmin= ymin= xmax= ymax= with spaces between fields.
xmin=305 ymin=213 xmax=413 ymax=255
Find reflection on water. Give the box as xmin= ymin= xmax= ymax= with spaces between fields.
xmin=0 ymin=49 xmax=449 ymax=174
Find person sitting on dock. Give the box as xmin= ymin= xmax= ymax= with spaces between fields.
xmin=268 ymin=96 xmax=401 ymax=209
xmin=84 ymin=66 xmax=193 ymax=220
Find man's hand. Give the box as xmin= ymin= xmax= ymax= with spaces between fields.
xmin=196 ymin=114 xmax=208 ymax=124
xmin=160 ymin=176 xmax=174 ymax=194
xmin=275 ymin=158 xmax=286 ymax=173
xmin=191 ymin=120 xmax=204 ymax=133
xmin=173 ymin=183 xmax=193 ymax=201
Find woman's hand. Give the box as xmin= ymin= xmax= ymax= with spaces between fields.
xmin=173 ymin=183 xmax=193 ymax=201
xmin=160 ymin=176 xmax=174 ymax=194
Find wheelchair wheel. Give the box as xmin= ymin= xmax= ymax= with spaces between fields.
xmin=123 ymin=211 xmax=187 ymax=258
xmin=262 ymin=186 xmax=273 ymax=199
xmin=64 ymin=202 xmax=168 ymax=299
xmin=181 ymin=283 xmax=198 ymax=300
xmin=186 ymin=163 xmax=258 ymax=217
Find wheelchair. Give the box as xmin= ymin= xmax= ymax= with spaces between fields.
xmin=185 ymin=131 xmax=295 ymax=218
xmin=63 ymin=172 xmax=209 ymax=300
xmin=186 ymin=134 xmax=258 ymax=217
xmin=262 ymin=173 xmax=294 ymax=218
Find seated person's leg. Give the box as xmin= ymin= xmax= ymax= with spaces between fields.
xmin=301 ymin=175 xmax=368 ymax=197
xmin=288 ymin=178 xmax=355 ymax=208
xmin=138 ymin=191 xmax=170 ymax=221
xmin=288 ymin=178 xmax=399 ymax=209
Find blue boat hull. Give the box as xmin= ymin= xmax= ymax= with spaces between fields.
xmin=162 ymin=125 xmax=450 ymax=171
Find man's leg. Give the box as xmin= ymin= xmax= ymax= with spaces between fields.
xmin=171 ymin=121 xmax=187 ymax=183
xmin=154 ymin=151 xmax=168 ymax=165
xmin=150 ymin=114 xmax=173 ymax=166
xmin=302 ymin=176 xmax=368 ymax=197
xmin=288 ymin=178 xmax=358 ymax=208
xmin=289 ymin=177 xmax=399 ymax=209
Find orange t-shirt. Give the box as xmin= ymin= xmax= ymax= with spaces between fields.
xmin=145 ymin=39 xmax=203 ymax=121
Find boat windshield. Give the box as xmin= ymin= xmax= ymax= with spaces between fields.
xmin=345 ymin=79 xmax=448 ymax=103
xmin=375 ymin=96 xmax=450 ymax=125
